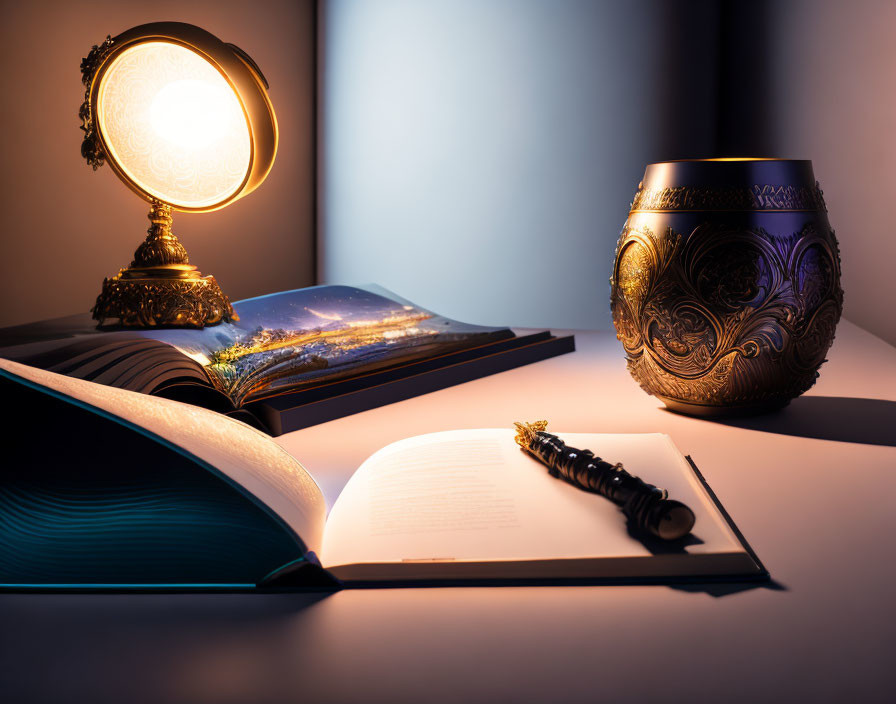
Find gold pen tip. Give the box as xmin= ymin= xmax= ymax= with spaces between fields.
xmin=513 ymin=420 xmax=549 ymax=448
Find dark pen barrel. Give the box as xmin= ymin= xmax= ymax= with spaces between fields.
xmin=528 ymin=431 xmax=695 ymax=540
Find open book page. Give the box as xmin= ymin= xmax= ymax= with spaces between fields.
xmin=321 ymin=429 xmax=752 ymax=579
xmin=147 ymin=285 xmax=512 ymax=406
xmin=0 ymin=285 xmax=512 ymax=408
xmin=0 ymin=358 xmax=327 ymax=556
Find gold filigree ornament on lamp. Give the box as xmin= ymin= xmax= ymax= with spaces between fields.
xmin=79 ymin=22 xmax=278 ymax=328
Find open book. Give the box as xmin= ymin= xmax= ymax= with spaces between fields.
xmin=0 ymin=359 xmax=765 ymax=589
xmin=0 ymin=284 xmax=574 ymax=435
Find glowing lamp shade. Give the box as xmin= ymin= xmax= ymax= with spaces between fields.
xmin=96 ymin=42 xmax=252 ymax=209
xmin=81 ymin=22 xmax=278 ymax=328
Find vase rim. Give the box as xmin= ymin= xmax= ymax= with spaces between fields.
xmin=634 ymin=159 xmax=824 ymax=212
xmin=652 ymin=157 xmax=809 ymax=164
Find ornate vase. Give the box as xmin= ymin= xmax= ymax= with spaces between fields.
xmin=610 ymin=159 xmax=843 ymax=417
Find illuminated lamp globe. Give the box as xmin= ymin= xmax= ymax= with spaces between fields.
xmin=79 ymin=22 xmax=278 ymax=328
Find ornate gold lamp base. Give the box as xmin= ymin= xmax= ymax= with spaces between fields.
xmin=92 ymin=202 xmax=238 ymax=329
xmin=93 ymin=267 xmax=236 ymax=328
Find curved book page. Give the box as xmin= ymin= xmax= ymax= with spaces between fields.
xmin=142 ymin=284 xmax=512 ymax=405
xmin=0 ymin=358 xmax=327 ymax=557
xmin=321 ymin=429 xmax=759 ymax=581
xmin=0 ymin=334 xmax=221 ymax=398
xmin=0 ymin=285 xmax=514 ymax=410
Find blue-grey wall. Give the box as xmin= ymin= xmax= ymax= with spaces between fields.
xmin=320 ymin=0 xmax=720 ymax=329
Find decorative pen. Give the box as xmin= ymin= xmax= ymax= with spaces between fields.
xmin=513 ymin=421 xmax=696 ymax=540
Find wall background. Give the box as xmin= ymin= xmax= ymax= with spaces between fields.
xmin=1 ymin=0 xmax=893 ymax=346
xmin=320 ymin=0 xmax=720 ymax=331
xmin=0 ymin=0 xmax=315 ymax=328
xmin=320 ymin=0 xmax=896 ymax=346
xmin=764 ymin=0 xmax=896 ymax=346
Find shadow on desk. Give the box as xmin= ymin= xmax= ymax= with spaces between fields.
xmin=704 ymin=396 xmax=896 ymax=447
xmin=0 ymin=592 xmax=331 ymax=704
xmin=2 ymin=590 xmax=329 ymax=628
xmin=668 ymin=579 xmax=787 ymax=598
xmin=629 ymin=529 xmax=786 ymax=599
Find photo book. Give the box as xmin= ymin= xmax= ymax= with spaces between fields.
xmin=0 ymin=284 xmax=575 ymax=435
xmin=0 ymin=358 xmax=766 ymax=589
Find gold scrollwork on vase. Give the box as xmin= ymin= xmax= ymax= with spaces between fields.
xmin=610 ymin=222 xmax=843 ymax=413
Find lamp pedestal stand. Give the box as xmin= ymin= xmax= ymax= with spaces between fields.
xmin=92 ymin=201 xmax=238 ymax=329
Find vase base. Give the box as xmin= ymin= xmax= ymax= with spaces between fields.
xmin=657 ymin=396 xmax=791 ymax=418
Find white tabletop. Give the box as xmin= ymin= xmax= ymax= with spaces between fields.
xmin=3 ymin=320 xmax=894 ymax=703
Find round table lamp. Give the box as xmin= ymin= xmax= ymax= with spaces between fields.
xmin=79 ymin=22 xmax=278 ymax=328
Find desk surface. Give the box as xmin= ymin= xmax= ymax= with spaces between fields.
xmin=3 ymin=320 xmax=895 ymax=704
